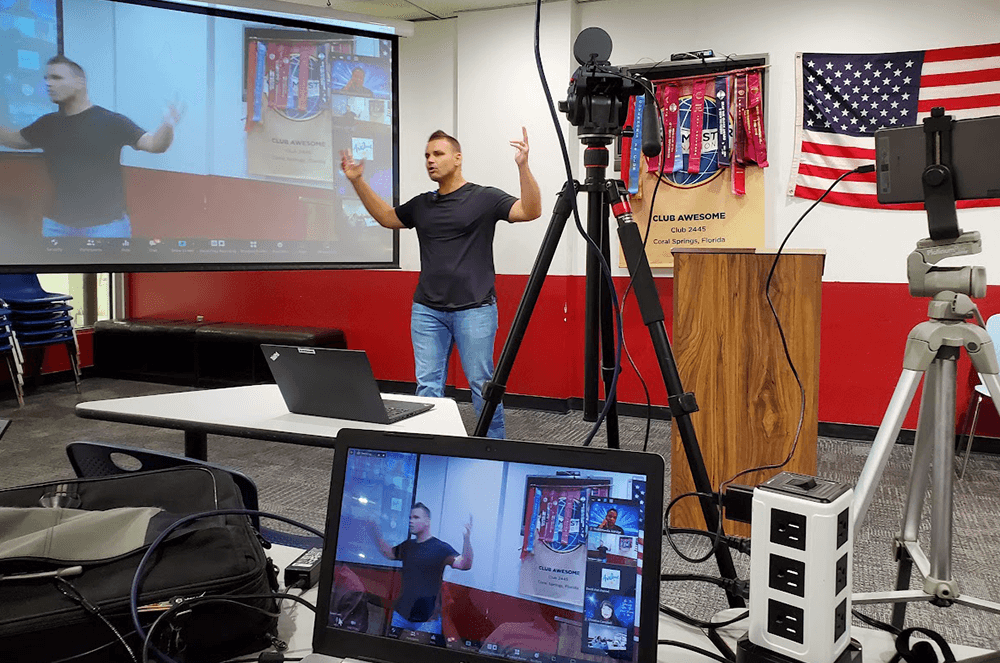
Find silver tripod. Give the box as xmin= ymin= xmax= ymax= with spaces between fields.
xmin=851 ymin=230 xmax=1000 ymax=628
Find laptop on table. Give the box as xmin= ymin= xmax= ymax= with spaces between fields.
xmin=261 ymin=345 xmax=433 ymax=424
xmin=304 ymin=428 xmax=664 ymax=663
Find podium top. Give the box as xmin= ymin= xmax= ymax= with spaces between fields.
xmin=671 ymin=248 xmax=828 ymax=256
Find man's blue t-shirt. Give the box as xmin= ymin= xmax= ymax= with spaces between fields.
xmin=396 ymin=182 xmax=517 ymax=311
xmin=392 ymin=536 xmax=459 ymax=622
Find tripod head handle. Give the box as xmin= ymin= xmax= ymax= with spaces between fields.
xmin=907 ymin=230 xmax=986 ymax=299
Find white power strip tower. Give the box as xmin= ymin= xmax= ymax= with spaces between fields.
xmin=747 ymin=472 xmax=853 ymax=663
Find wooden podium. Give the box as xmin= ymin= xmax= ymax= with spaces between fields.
xmin=670 ymin=248 xmax=825 ymax=536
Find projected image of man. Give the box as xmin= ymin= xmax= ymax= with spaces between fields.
xmin=340 ymin=128 xmax=542 ymax=439
xmin=369 ymin=503 xmax=473 ymax=641
xmin=0 ymin=55 xmax=181 ymax=238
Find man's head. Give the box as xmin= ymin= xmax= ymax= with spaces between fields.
xmin=425 ymin=130 xmax=462 ymax=183
xmin=409 ymin=502 xmax=432 ymax=536
xmin=45 ymin=55 xmax=87 ymax=106
xmin=349 ymin=67 xmax=366 ymax=85
xmin=604 ymin=508 xmax=618 ymax=527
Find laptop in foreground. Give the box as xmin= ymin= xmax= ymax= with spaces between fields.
xmin=304 ymin=428 xmax=664 ymax=663
xmin=261 ymin=345 xmax=433 ymax=424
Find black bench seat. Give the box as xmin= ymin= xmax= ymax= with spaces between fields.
xmin=93 ymin=319 xmax=346 ymax=386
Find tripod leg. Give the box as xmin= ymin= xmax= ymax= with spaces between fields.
xmin=613 ymin=203 xmax=744 ymax=608
xmin=927 ymin=353 xmax=958 ymax=598
xmin=890 ymin=367 xmax=936 ymax=629
xmin=474 ymin=182 xmax=575 ymax=437
xmin=891 ymin=547 xmax=914 ymax=630
xmin=853 ymin=369 xmax=923 ymax=536
xmin=597 ymin=199 xmax=620 ymax=449
xmin=900 ymin=369 xmax=935 ymax=546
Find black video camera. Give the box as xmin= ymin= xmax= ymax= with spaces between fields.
xmin=558 ymin=27 xmax=643 ymax=139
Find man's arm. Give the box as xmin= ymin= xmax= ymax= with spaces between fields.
xmin=136 ymin=104 xmax=181 ymax=154
xmin=507 ymin=126 xmax=542 ymax=223
xmin=0 ymin=126 xmax=32 ymax=150
xmin=449 ymin=515 xmax=474 ymax=571
xmin=340 ymin=149 xmax=405 ymax=229
xmin=367 ymin=520 xmax=398 ymax=561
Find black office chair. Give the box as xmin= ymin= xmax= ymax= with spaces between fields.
xmin=66 ymin=441 xmax=323 ymax=549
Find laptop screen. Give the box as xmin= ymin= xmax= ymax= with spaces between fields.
xmin=314 ymin=430 xmax=663 ymax=663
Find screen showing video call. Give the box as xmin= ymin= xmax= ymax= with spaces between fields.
xmin=0 ymin=0 xmax=398 ymax=271
xmin=329 ymin=448 xmax=650 ymax=663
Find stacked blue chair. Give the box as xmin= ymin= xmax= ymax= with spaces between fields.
xmin=0 ymin=306 xmax=24 ymax=406
xmin=0 ymin=274 xmax=80 ymax=397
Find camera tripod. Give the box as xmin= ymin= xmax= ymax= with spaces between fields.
xmin=851 ymin=231 xmax=1000 ymax=628
xmin=472 ymin=133 xmax=745 ymax=608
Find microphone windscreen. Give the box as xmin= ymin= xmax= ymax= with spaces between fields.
xmin=641 ymin=92 xmax=662 ymax=158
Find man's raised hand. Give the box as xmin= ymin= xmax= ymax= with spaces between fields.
xmin=510 ymin=126 xmax=529 ymax=167
xmin=340 ymin=149 xmax=365 ymax=181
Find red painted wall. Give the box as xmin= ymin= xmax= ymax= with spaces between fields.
xmin=127 ymin=270 xmax=1000 ymax=434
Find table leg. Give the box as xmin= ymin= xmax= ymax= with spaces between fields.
xmin=185 ymin=430 xmax=208 ymax=460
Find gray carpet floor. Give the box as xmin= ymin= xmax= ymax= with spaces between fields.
xmin=2 ymin=378 xmax=999 ymax=652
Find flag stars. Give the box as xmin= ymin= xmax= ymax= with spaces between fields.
xmin=864 ymin=62 xmax=873 ymax=70
xmin=885 ymin=61 xmax=893 ymax=68
xmin=905 ymin=60 xmax=914 ymax=67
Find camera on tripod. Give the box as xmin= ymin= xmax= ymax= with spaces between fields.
xmin=558 ymin=27 xmax=644 ymax=139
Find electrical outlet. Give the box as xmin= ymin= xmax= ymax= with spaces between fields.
xmin=767 ymin=599 xmax=805 ymax=644
xmin=834 ymin=598 xmax=847 ymax=641
xmin=836 ymin=508 xmax=849 ymax=549
xmin=771 ymin=509 xmax=807 ymax=550
xmin=769 ymin=554 xmax=806 ymax=597
xmin=835 ymin=553 xmax=848 ymax=594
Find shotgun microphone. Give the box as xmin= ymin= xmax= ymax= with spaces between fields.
xmin=641 ymin=92 xmax=662 ymax=158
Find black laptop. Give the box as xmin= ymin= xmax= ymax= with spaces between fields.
xmin=302 ymin=428 xmax=664 ymax=663
xmin=260 ymin=345 xmax=433 ymax=424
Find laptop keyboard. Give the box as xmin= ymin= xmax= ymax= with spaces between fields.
xmin=384 ymin=403 xmax=409 ymax=418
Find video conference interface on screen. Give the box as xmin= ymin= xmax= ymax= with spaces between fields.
xmin=330 ymin=448 xmax=649 ymax=663
xmin=0 ymin=0 xmax=398 ymax=270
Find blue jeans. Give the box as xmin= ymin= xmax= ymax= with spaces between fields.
xmin=411 ymin=300 xmax=505 ymax=439
xmin=43 ymin=215 xmax=132 ymax=238
xmin=390 ymin=611 xmax=442 ymax=634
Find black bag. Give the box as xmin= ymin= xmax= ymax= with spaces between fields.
xmin=0 ymin=466 xmax=280 ymax=663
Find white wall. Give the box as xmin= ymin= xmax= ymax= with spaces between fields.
xmin=397 ymin=0 xmax=1000 ymax=283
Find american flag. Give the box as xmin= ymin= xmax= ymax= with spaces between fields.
xmin=788 ymin=42 xmax=1000 ymax=209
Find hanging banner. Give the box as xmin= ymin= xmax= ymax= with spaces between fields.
xmin=246 ymin=105 xmax=333 ymax=182
xmin=627 ymin=166 xmax=764 ymax=268
xmin=621 ymin=71 xmax=767 ymax=268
